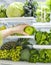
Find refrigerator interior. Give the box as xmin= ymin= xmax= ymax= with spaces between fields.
xmin=0 ymin=0 xmax=51 ymax=65
xmin=0 ymin=19 xmax=51 ymax=65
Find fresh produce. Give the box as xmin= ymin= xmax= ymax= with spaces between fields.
xmin=6 ymin=2 xmax=24 ymax=17
xmin=35 ymin=31 xmax=51 ymax=45
xmin=24 ymin=26 xmax=35 ymax=35
xmin=0 ymin=50 xmax=9 ymax=59
xmin=39 ymin=49 xmax=51 ymax=63
xmin=1 ymin=38 xmax=30 ymax=50
xmin=11 ymin=26 xmax=35 ymax=36
xmin=36 ymin=6 xmax=50 ymax=22
xmin=0 ymin=0 xmax=50 ymax=18
xmin=1 ymin=41 xmax=17 ymax=50
xmin=48 ymin=33 xmax=51 ymax=44
xmin=0 ymin=25 xmax=6 ymax=30
xmin=29 ymin=49 xmax=39 ymax=63
xmin=0 ymin=46 xmax=51 ymax=63
xmin=29 ymin=49 xmax=51 ymax=63
xmin=0 ymin=5 xmax=7 ymax=17
xmin=46 ymin=0 xmax=51 ymax=11
xmin=16 ymin=38 xmax=30 ymax=46
xmin=10 ymin=46 xmax=22 ymax=61
xmin=21 ymin=49 xmax=30 ymax=61
xmin=24 ymin=0 xmax=38 ymax=17
xmin=0 ymin=46 xmax=22 ymax=61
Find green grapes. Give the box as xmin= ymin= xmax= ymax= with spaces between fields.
xmin=0 ymin=50 xmax=9 ymax=59
xmin=10 ymin=46 xmax=22 ymax=61
xmin=0 ymin=46 xmax=22 ymax=61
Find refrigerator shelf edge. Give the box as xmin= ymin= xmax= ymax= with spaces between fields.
xmin=5 ymin=36 xmax=34 ymax=39
xmin=33 ymin=45 xmax=51 ymax=49
xmin=0 ymin=17 xmax=34 ymax=21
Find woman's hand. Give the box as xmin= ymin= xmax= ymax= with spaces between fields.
xmin=1 ymin=24 xmax=29 ymax=38
xmin=13 ymin=24 xmax=29 ymax=35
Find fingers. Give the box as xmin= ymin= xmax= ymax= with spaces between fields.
xmin=20 ymin=24 xmax=30 ymax=30
xmin=17 ymin=24 xmax=29 ymax=28
xmin=16 ymin=31 xmax=29 ymax=36
xmin=13 ymin=24 xmax=30 ymax=36
xmin=16 ymin=24 xmax=30 ymax=31
xmin=22 ymin=32 xmax=29 ymax=36
xmin=22 ymin=24 xmax=29 ymax=28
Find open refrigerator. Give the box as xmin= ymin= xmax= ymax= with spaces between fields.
xmin=0 ymin=0 xmax=51 ymax=65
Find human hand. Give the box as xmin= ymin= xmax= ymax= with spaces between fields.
xmin=13 ymin=24 xmax=29 ymax=35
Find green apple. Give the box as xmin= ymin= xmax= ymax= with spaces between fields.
xmin=24 ymin=26 xmax=35 ymax=35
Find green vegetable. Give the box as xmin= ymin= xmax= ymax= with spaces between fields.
xmin=16 ymin=38 xmax=30 ymax=46
xmin=36 ymin=6 xmax=50 ymax=22
xmin=0 ymin=5 xmax=7 ymax=18
xmin=35 ymin=31 xmax=50 ymax=45
xmin=39 ymin=49 xmax=51 ymax=63
xmin=35 ymin=31 xmax=42 ymax=43
xmin=24 ymin=0 xmax=38 ymax=17
xmin=21 ymin=49 xmax=30 ymax=61
xmin=1 ymin=47 xmax=51 ymax=63
xmin=46 ymin=0 xmax=51 ymax=11
xmin=6 ymin=2 xmax=24 ymax=17
xmin=48 ymin=33 xmax=51 ymax=44
xmin=24 ymin=26 xmax=35 ymax=35
xmin=1 ymin=41 xmax=17 ymax=50
xmin=29 ymin=49 xmax=51 ymax=63
xmin=29 ymin=49 xmax=39 ymax=63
